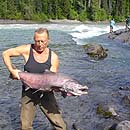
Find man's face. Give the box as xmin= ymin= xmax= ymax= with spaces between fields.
xmin=34 ymin=32 xmax=49 ymax=53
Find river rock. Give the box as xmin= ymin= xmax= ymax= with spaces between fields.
xmin=122 ymin=95 xmax=130 ymax=106
xmin=115 ymin=120 xmax=130 ymax=130
xmin=83 ymin=43 xmax=108 ymax=60
xmin=109 ymin=121 xmax=130 ymax=130
xmin=96 ymin=103 xmax=118 ymax=118
xmin=108 ymin=29 xmax=130 ymax=44
xmin=119 ymin=86 xmax=130 ymax=91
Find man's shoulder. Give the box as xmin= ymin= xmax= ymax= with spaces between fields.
xmin=51 ymin=50 xmax=59 ymax=60
xmin=51 ymin=50 xmax=58 ymax=56
xmin=15 ymin=44 xmax=31 ymax=53
xmin=18 ymin=44 xmax=31 ymax=49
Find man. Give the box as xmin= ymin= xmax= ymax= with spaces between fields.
xmin=2 ymin=28 xmax=66 ymax=130
xmin=110 ymin=19 xmax=115 ymax=33
xmin=125 ymin=16 xmax=130 ymax=31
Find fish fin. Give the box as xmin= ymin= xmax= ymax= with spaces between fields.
xmin=40 ymin=93 xmax=44 ymax=98
xmin=25 ymin=87 xmax=30 ymax=91
xmin=32 ymin=89 xmax=40 ymax=94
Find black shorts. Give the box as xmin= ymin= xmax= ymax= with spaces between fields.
xmin=110 ymin=25 xmax=113 ymax=29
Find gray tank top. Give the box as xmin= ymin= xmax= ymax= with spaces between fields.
xmin=24 ymin=44 xmax=51 ymax=73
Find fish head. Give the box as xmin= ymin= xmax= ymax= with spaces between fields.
xmin=61 ymin=80 xmax=88 ymax=96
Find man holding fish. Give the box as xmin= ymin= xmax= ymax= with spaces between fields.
xmin=2 ymin=28 xmax=67 ymax=130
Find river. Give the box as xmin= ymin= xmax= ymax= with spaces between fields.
xmin=0 ymin=22 xmax=130 ymax=130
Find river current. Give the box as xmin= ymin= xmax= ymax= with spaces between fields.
xmin=0 ymin=23 xmax=130 ymax=130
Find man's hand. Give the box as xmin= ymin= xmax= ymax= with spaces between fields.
xmin=10 ymin=69 xmax=21 ymax=80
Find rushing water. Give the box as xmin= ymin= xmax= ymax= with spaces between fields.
xmin=0 ymin=23 xmax=130 ymax=130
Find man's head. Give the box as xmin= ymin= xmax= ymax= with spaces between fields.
xmin=34 ymin=28 xmax=49 ymax=53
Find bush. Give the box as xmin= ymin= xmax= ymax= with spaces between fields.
xmin=68 ymin=9 xmax=78 ymax=20
xmin=78 ymin=10 xmax=87 ymax=22
xmin=99 ymin=9 xmax=107 ymax=21
xmin=32 ymin=13 xmax=48 ymax=22
xmin=91 ymin=8 xmax=107 ymax=21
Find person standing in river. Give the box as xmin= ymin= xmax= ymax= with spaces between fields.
xmin=2 ymin=28 xmax=66 ymax=130
xmin=125 ymin=16 xmax=130 ymax=31
xmin=110 ymin=19 xmax=115 ymax=33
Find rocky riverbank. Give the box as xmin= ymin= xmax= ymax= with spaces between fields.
xmin=100 ymin=29 xmax=130 ymax=44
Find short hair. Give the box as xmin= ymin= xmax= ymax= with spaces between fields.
xmin=35 ymin=28 xmax=49 ymax=38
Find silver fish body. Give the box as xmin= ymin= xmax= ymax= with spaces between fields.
xmin=18 ymin=71 xmax=88 ymax=97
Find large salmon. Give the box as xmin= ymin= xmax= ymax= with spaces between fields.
xmin=18 ymin=71 xmax=88 ymax=97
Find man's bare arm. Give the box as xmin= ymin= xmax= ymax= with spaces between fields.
xmin=50 ymin=51 xmax=59 ymax=73
xmin=2 ymin=44 xmax=30 ymax=79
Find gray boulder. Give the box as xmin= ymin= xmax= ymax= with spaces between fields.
xmin=116 ymin=120 xmax=130 ymax=130
xmin=108 ymin=29 xmax=130 ymax=44
xmin=83 ymin=43 xmax=108 ymax=60
xmin=96 ymin=103 xmax=118 ymax=118
xmin=109 ymin=120 xmax=130 ymax=130
xmin=122 ymin=95 xmax=130 ymax=106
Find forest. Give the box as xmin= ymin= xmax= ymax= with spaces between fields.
xmin=0 ymin=0 xmax=129 ymax=22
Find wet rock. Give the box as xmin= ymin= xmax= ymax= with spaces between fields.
xmin=72 ymin=123 xmax=83 ymax=130
xmin=83 ymin=43 xmax=108 ymax=60
xmin=119 ymin=86 xmax=130 ymax=91
xmin=96 ymin=103 xmax=118 ymax=118
xmin=109 ymin=123 xmax=118 ymax=130
xmin=122 ymin=95 xmax=130 ymax=106
xmin=108 ymin=30 xmax=130 ymax=44
xmin=109 ymin=120 xmax=130 ymax=130
xmin=116 ymin=120 xmax=130 ymax=130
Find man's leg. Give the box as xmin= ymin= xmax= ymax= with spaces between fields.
xmin=39 ymin=92 xmax=66 ymax=130
xmin=110 ymin=26 xmax=113 ymax=33
xmin=20 ymin=90 xmax=37 ymax=130
xmin=128 ymin=24 xmax=130 ymax=31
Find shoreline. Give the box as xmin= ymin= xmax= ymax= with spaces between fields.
xmin=0 ymin=19 xmax=94 ymax=24
xmin=0 ymin=19 xmax=38 ymax=24
xmin=0 ymin=19 xmax=124 ymax=25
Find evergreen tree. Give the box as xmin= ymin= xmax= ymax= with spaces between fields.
xmin=0 ymin=0 xmax=129 ymax=22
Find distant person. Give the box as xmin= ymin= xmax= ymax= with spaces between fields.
xmin=125 ymin=16 xmax=130 ymax=31
xmin=110 ymin=19 xmax=115 ymax=33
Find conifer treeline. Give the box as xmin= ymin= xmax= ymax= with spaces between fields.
xmin=0 ymin=0 xmax=129 ymax=22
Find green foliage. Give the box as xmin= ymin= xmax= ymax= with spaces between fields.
xmin=60 ymin=0 xmax=71 ymax=18
xmin=68 ymin=9 xmax=78 ymax=20
xmin=0 ymin=1 xmax=7 ymax=18
xmin=97 ymin=9 xmax=107 ymax=21
xmin=32 ymin=13 xmax=48 ymax=22
xmin=0 ymin=0 xmax=129 ymax=22
xmin=14 ymin=13 xmax=22 ymax=20
xmin=78 ymin=10 xmax=87 ymax=22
